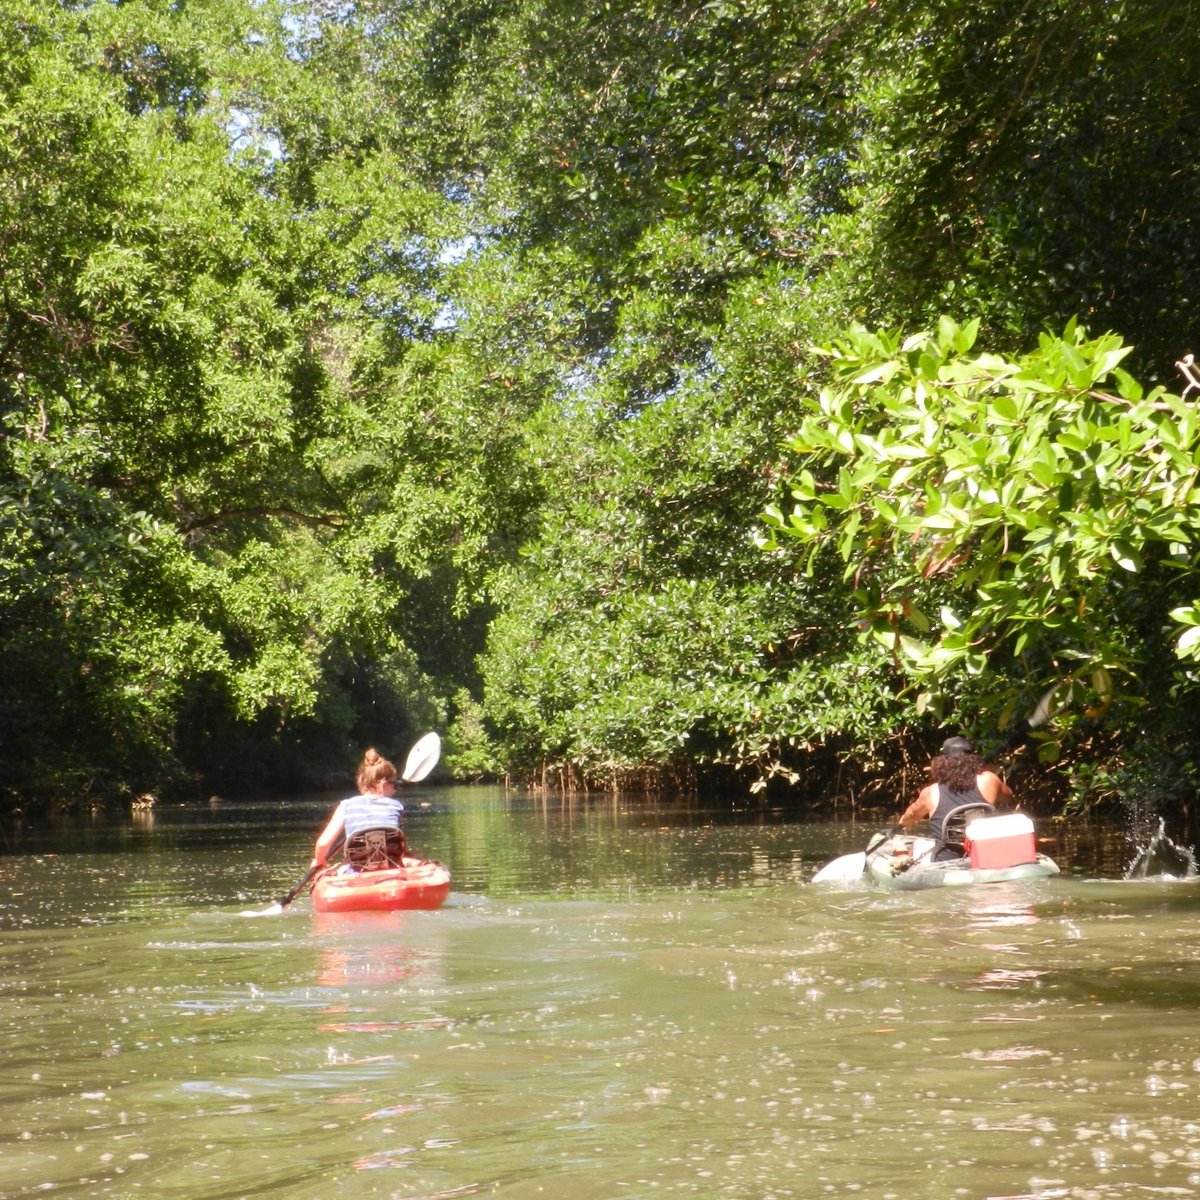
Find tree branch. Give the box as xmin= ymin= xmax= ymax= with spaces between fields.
xmin=179 ymin=507 xmax=343 ymax=538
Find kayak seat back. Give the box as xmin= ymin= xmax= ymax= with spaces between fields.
xmin=345 ymin=827 xmax=408 ymax=872
xmin=935 ymin=803 xmax=994 ymax=858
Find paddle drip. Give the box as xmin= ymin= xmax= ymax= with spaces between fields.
xmin=1124 ymin=817 xmax=1197 ymax=880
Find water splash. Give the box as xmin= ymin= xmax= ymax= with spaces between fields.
xmin=1124 ymin=817 xmax=1197 ymax=879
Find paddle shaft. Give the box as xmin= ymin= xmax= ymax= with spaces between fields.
xmin=278 ymin=861 xmax=324 ymax=908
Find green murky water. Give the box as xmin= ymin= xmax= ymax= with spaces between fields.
xmin=2 ymin=786 xmax=1198 ymax=1199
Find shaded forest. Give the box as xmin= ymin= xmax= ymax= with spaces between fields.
xmin=2 ymin=0 xmax=1199 ymax=816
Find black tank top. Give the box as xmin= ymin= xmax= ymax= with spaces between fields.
xmin=929 ymin=783 xmax=988 ymax=860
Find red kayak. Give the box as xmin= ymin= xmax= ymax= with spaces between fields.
xmin=310 ymin=856 xmax=452 ymax=913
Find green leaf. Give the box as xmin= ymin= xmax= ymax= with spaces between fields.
xmin=940 ymin=606 xmax=962 ymax=629
xmin=1109 ymin=540 xmax=1142 ymax=572
xmin=851 ymin=361 xmax=901 ymax=385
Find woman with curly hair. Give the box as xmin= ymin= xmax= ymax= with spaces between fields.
xmin=897 ymin=736 xmax=1013 ymax=860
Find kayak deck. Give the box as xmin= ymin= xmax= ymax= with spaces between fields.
xmin=311 ymin=856 xmax=452 ymax=912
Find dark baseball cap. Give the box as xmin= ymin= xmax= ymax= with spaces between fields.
xmin=941 ymin=736 xmax=975 ymax=756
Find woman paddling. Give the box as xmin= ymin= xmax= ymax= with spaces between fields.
xmin=311 ymin=748 xmax=407 ymax=874
xmin=896 ymin=736 xmax=1013 ymax=861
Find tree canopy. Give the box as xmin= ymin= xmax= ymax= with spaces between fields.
xmin=2 ymin=0 xmax=1198 ymax=813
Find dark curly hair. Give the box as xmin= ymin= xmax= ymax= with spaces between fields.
xmin=929 ymin=752 xmax=986 ymax=791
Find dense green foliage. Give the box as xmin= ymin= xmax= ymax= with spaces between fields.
xmin=0 ymin=0 xmax=533 ymax=799
xmin=2 ymin=0 xmax=1198 ymax=812
xmin=765 ymin=321 xmax=1200 ymax=799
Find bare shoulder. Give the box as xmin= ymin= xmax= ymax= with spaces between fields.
xmin=976 ymin=770 xmax=1012 ymax=802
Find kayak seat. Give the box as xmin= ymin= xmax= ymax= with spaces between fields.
xmin=345 ymin=828 xmax=407 ymax=871
xmin=935 ymin=803 xmax=994 ymax=858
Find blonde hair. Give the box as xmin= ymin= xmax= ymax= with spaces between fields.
xmin=356 ymin=748 xmax=398 ymax=793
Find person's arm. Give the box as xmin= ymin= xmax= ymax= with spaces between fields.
xmin=975 ymin=770 xmax=1013 ymax=805
xmin=898 ymin=785 xmax=935 ymax=830
xmin=311 ymin=802 xmax=346 ymax=868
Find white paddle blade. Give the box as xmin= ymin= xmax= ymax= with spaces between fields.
xmin=812 ymin=852 xmax=867 ymax=884
xmin=240 ymin=902 xmax=284 ymax=917
xmin=402 ymin=731 xmax=441 ymax=783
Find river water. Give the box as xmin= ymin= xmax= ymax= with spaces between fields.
xmin=2 ymin=784 xmax=1198 ymax=1200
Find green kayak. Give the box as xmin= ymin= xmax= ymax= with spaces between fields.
xmin=864 ymin=833 xmax=1060 ymax=890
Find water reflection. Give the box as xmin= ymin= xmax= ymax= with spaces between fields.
xmin=314 ymin=914 xmax=447 ymax=995
xmin=966 ymin=894 xmax=1042 ymax=930
xmin=131 ymin=807 xmax=155 ymax=832
xmin=5 ymin=790 xmax=1200 ymax=1200
xmin=972 ymin=965 xmax=1051 ymax=990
